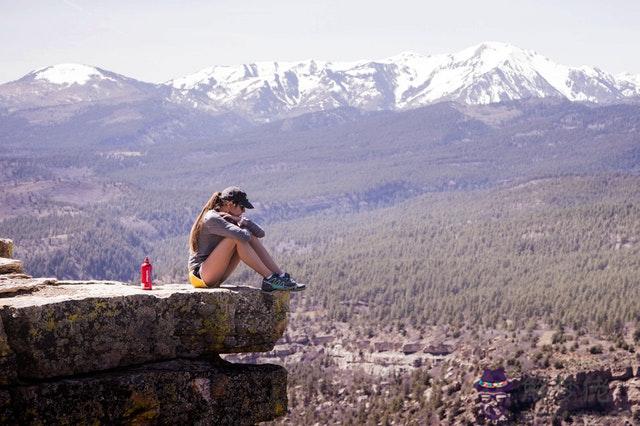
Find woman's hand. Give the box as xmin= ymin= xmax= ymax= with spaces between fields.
xmin=219 ymin=212 xmax=242 ymax=224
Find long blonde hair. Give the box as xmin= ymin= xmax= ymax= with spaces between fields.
xmin=189 ymin=191 xmax=224 ymax=252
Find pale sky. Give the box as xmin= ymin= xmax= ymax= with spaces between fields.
xmin=2 ymin=0 xmax=639 ymax=84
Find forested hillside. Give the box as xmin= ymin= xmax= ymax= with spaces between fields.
xmin=256 ymin=175 xmax=640 ymax=335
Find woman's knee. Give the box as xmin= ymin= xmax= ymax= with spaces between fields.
xmin=217 ymin=237 xmax=239 ymax=248
xmin=235 ymin=238 xmax=254 ymax=250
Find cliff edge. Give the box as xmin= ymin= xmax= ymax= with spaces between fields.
xmin=0 ymin=238 xmax=289 ymax=425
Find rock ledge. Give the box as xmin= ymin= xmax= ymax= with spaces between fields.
xmin=1 ymin=282 xmax=289 ymax=380
xmin=0 ymin=240 xmax=290 ymax=425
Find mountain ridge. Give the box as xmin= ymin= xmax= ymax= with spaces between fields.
xmin=165 ymin=41 xmax=640 ymax=120
xmin=2 ymin=42 xmax=640 ymax=122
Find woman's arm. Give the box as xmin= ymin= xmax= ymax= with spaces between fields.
xmin=239 ymin=217 xmax=266 ymax=238
xmin=219 ymin=212 xmax=266 ymax=238
xmin=203 ymin=212 xmax=251 ymax=241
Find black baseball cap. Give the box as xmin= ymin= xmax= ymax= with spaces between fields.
xmin=220 ymin=186 xmax=254 ymax=209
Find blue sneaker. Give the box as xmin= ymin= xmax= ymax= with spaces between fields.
xmin=261 ymin=274 xmax=294 ymax=292
xmin=261 ymin=273 xmax=305 ymax=292
xmin=281 ymin=273 xmax=306 ymax=291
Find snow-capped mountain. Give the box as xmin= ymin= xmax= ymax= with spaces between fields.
xmin=0 ymin=63 xmax=161 ymax=111
xmin=2 ymin=43 xmax=640 ymax=122
xmin=167 ymin=42 xmax=640 ymax=121
xmin=616 ymin=72 xmax=640 ymax=98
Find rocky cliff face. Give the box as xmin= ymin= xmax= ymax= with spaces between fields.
xmin=428 ymin=351 xmax=640 ymax=424
xmin=0 ymin=238 xmax=289 ymax=425
xmin=495 ymin=367 xmax=640 ymax=424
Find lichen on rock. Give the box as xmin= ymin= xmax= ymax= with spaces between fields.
xmin=3 ymin=358 xmax=287 ymax=425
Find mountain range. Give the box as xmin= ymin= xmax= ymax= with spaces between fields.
xmin=1 ymin=42 xmax=639 ymax=123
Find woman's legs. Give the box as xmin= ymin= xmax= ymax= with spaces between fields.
xmin=200 ymin=238 xmax=237 ymax=286
xmin=249 ymin=234 xmax=283 ymax=275
xmin=200 ymin=238 xmax=273 ymax=286
xmin=218 ymin=250 xmax=240 ymax=283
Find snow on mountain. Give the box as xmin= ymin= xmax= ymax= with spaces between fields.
xmin=168 ymin=59 xmax=358 ymax=116
xmin=395 ymin=42 xmax=621 ymax=105
xmin=33 ymin=63 xmax=114 ymax=86
xmin=615 ymin=72 xmax=640 ymax=97
xmin=166 ymin=42 xmax=640 ymax=121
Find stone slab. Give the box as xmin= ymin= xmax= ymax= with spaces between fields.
xmin=2 ymin=358 xmax=287 ymax=425
xmin=54 ymin=279 xmax=130 ymax=286
xmin=0 ymin=283 xmax=289 ymax=380
xmin=0 ymin=277 xmax=56 ymax=295
xmin=0 ymin=258 xmax=23 ymax=275
xmin=0 ymin=273 xmax=32 ymax=280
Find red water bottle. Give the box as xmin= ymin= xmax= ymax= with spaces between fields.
xmin=141 ymin=257 xmax=153 ymax=290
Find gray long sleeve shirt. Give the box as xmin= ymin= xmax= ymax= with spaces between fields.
xmin=188 ymin=210 xmax=265 ymax=272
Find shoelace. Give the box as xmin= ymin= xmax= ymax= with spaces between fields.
xmin=278 ymin=277 xmax=297 ymax=288
xmin=285 ymin=274 xmax=299 ymax=284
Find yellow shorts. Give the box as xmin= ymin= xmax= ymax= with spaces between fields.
xmin=188 ymin=269 xmax=208 ymax=288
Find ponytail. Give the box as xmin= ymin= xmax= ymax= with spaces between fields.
xmin=189 ymin=191 xmax=224 ymax=252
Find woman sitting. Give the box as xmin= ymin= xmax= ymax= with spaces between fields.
xmin=188 ymin=186 xmax=305 ymax=292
